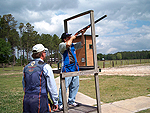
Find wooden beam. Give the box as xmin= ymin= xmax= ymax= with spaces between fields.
xmin=61 ymin=68 xmax=99 ymax=78
xmin=64 ymin=20 xmax=68 ymax=33
xmin=64 ymin=10 xmax=93 ymax=22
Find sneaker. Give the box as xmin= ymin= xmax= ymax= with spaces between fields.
xmin=58 ymin=105 xmax=63 ymax=111
xmin=69 ymin=102 xmax=80 ymax=107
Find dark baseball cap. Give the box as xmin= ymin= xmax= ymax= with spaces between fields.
xmin=61 ymin=33 xmax=72 ymax=40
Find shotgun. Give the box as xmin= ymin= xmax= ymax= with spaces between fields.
xmin=75 ymin=15 xmax=107 ymax=35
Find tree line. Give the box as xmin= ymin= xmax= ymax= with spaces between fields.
xmin=97 ymin=50 xmax=150 ymax=60
xmin=0 ymin=14 xmax=61 ymax=66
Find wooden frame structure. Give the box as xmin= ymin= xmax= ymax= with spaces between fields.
xmin=60 ymin=10 xmax=101 ymax=113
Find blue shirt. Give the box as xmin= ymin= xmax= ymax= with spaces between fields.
xmin=22 ymin=58 xmax=58 ymax=105
xmin=59 ymin=42 xmax=83 ymax=72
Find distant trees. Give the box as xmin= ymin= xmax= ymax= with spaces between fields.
xmin=116 ymin=53 xmax=122 ymax=60
xmin=0 ymin=14 xmax=61 ymax=65
xmin=97 ymin=51 xmax=150 ymax=60
xmin=0 ymin=38 xmax=12 ymax=63
xmin=0 ymin=14 xmax=19 ymax=64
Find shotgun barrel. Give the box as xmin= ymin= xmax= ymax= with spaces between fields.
xmin=75 ymin=15 xmax=107 ymax=35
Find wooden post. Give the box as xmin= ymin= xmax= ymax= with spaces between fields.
xmin=90 ymin=11 xmax=97 ymax=70
xmin=103 ymin=61 xmax=105 ymax=68
xmin=112 ymin=61 xmax=114 ymax=67
xmin=12 ymin=62 xmax=14 ymax=71
xmin=3 ymin=63 xmax=4 ymax=71
xmin=94 ymin=73 xmax=101 ymax=113
xmin=60 ymin=74 xmax=68 ymax=113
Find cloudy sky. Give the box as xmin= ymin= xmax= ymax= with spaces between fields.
xmin=0 ymin=0 xmax=150 ymax=54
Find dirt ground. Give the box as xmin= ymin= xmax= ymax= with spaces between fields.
xmin=99 ymin=64 xmax=150 ymax=76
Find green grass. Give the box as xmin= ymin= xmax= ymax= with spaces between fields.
xmin=136 ymin=109 xmax=150 ymax=113
xmin=0 ymin=66 xmax=24 ymax=75
xmin=0 ymin=63 xmax=58 ymax=75
xmin=0 ymin=74 xmax=23 ymax=113
xmin=0 ymin=66 xmax=23 ymax=71
xmin=79 ymin=75 xmax=150 ymax=103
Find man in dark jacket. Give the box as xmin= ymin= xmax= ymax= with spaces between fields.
xmin=22 ymin=44 xmax=58 ymax=113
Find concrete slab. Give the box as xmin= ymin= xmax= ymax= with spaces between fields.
xmin=76 ymin=92 xmax=97 ymax=106
xmin=101 ymin=96 xmax=150 ymax=113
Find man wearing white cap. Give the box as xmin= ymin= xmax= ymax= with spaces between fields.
xmin=22 ymin=44 xmax=58 ymax=113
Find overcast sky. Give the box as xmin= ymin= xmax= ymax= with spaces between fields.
xmin=0 ymin=0 xmax=150 ymax=54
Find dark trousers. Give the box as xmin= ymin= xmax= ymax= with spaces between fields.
xmin=23 ymin=95 xmax=50 ymax=113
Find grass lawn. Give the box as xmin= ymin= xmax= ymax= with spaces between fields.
xmin=0 ymin=66 xmax=23 ymax=75
xmin=0 ymin=67 xmax=150 ymax=112
xmin=0 ymin=74 xmax=23 ymax=113
xmin=137 ymin=109 xmax=150 ymax=113
xmin=79 ymin=75 xmax=150 ymax=103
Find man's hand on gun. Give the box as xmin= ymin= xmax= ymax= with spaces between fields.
xmin=71 ymin=28 xmax=87 ymax=41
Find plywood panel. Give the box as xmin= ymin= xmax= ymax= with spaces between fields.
xmin=73 ymin=35 xmax=94 ymax=67
xmin=86 ymin=36 xmax=94 ymax=66
xmin=73 ymin=36 xmax=86 ymax=66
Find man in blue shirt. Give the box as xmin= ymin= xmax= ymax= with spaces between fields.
xmin=58 ymin=30 xmax=86 ymax=110
xmin=22 ymin=44 xmax=58 ymax=113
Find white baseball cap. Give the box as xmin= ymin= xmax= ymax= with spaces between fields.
xmin=32 ymin=44 xmax=48 ymax=53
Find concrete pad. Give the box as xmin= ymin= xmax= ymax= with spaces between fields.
xmin=101 ymin=103 xmax=131 ymax=113
xmin=101 ymin=96 xmax=150 ymax=113
xmin=76 ymin=92 xmax=97 ymax=106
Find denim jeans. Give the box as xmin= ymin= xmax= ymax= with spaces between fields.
xmin=58 ymin=76 xmax=79 ymax=106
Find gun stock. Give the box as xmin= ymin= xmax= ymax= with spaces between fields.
xmin=75 ymin=15 xmax=107 ymax=35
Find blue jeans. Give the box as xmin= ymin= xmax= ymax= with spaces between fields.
xmin=58 ymin=76 xmax=79 ymax=106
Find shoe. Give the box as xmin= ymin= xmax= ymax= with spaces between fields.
xmin=58 ymin=105 xmax=63 ymax=111
xmin=69 ymin=102 xmax=80 ymax=107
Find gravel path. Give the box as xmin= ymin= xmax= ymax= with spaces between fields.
xmin=99 ymin=64 xmax=150 ymax=76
